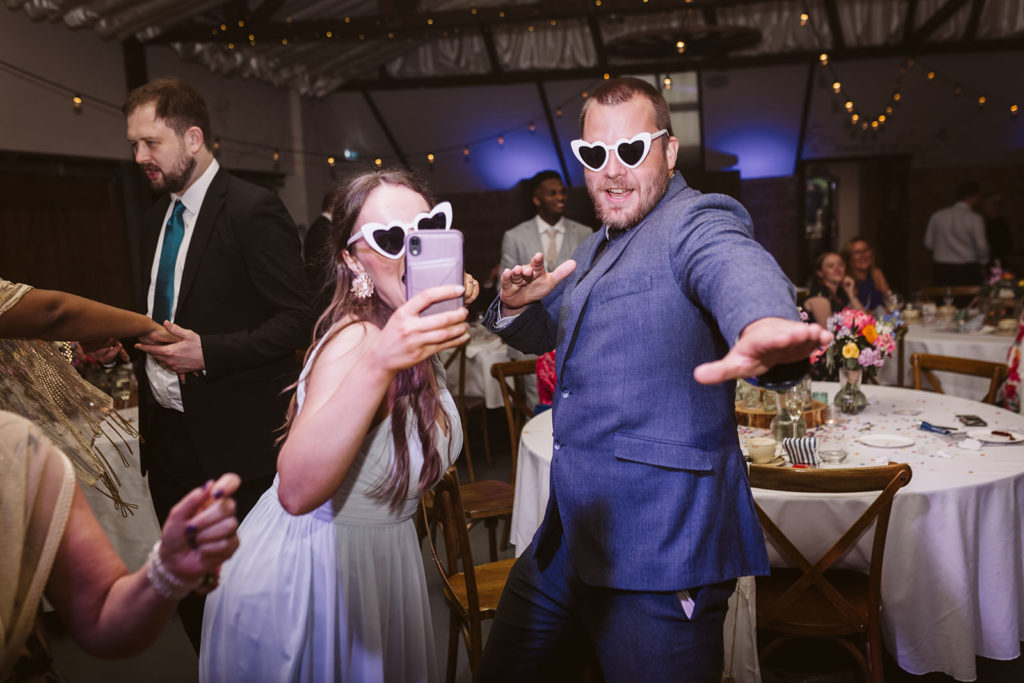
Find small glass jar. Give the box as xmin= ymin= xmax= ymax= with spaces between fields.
xmin=770 ymin=387 xmax=807 ymax=440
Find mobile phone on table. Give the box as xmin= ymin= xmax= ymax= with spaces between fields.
xmin=956 ymin=414 xmax=987 ymax=427
xmin=404 ymin=229 xmax=464 ymax=317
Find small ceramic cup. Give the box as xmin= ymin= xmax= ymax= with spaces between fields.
xmin=747 ymin=437 xmax=778 ymax=464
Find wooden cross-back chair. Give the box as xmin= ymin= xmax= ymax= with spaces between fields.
xmin=748 ymin=463 xmax=913 ymax=683
xmin=909 ymin=352 xmax=1008 ymax=404
xmin=489 ymin=359 xmax=537 ymax=485
xmin=423 ymin=467 xmax=516 ymax=683
xmin=443 ymin=341 xmax=492 ymax=482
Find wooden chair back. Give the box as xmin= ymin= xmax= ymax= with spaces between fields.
xmin=909 ymin=352 xmax=1008 ymax=404
xmin=423 ymin=467 xmax=514 ymax=682
xmin=443 ymin=341 xmax=492 ymax=481
xmin=748 ymin=463 xmax=912 ymax=682
xmin=489 ymin=359 xmax=537 ymax=483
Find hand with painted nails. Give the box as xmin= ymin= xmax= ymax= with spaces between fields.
xmin=157 ymin=473 xmax=241 ymax=586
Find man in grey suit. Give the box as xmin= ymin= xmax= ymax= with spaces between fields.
xmin=479 ymin=78 xmax=830 ymax=682
xmin=500 ymin=171 xmax=592 ymax=408
xmin=500 ymin=170 xmax=593 ymax=275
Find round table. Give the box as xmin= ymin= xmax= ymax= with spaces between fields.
xmin=876 ymin=323 xmax=1014 ymax=399
xmin=441 ymin=324 xmax=513 ymax=409
xmin=511 ymin=384 xmax=1024 ymax=681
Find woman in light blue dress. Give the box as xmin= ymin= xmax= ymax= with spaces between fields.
xmin=200 ymin=169 xmax=475 ymax=682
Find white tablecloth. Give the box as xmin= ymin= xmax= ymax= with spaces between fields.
xmin=441 ymin=326 xmax=513 ymax=409
xmin=512 ymin=384 xmax=1024 ymax=681
xmin=83 ymin=407 xmax=161 ymax=571
xmin=877 ymin=324 xmax=1013 ymax=399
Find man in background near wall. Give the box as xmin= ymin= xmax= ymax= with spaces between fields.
xmin=125 ymin=77 xmax=312 ymax=651
xmin=303 ymin=190 xmax=335 ymax=324
xmin=500 ymin=171 xmax=593 ymax=408
xmin=500 ymin=170 xmax=593 ymax=275
xmin=924 ymin=181 xmax=989 ymax=286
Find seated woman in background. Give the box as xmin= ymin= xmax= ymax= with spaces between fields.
xmin=1 ymin=409 xmax=239 ymax=679
xmin=804 ymin=251 xmax=864 ymax=326
xmin=842 ymin=237 xmax=891 ymax=311
xmin=201 ymin=169 xmax=474 ymax=683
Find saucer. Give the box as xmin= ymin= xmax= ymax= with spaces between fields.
xmin=751 ymin=455 xmax=786 ymax=467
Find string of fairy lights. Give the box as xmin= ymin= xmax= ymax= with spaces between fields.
xmin=0 ymin=54 xmax=603 ymax=170
xmin=2 ymin=3 xmax=1019 ymax=169
xmin=798 ymin=6 xmax=1019 ymax=134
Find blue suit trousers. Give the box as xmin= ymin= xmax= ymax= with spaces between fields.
xmin=479 ymin=523 xmax=735 ymax=683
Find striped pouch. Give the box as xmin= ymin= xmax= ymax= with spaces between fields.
xmin=782 ymin=436 xmax=818 ymax=466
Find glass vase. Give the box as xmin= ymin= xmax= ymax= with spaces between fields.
xmin=834 ymin=367 xmax=868 ymax=415
xmin=770 ymin=387 xmax=807 ymax=441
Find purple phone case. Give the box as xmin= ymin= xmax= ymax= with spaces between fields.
xmin=404 ymin=229 xmax=464 ymax=317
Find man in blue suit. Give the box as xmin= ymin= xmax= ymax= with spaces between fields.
xmin=479 ymin=78 xmax=831 ymax=682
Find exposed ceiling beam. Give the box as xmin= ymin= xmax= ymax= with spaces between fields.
xmin=823 ymin=0 xmax=845 ymax=51
xmin=250 ymin=0 xmax=285 ymax=24
xmin=148 ymin=0 xmax=778 ymax=44
xmin=480 ymin=26 xmax=504 ymax=75
xmin=963 ymin=0 xmax=987 ymax=40
xmin=587 ymin=15 xmax=608 ymax=74
xmin=701 ymin=7 xmax=718 ymax=26
xmin=911 ymin=0 xmax=970 ymax=43
xmin=335 ymin=36 xmax=1024 ymax=91
xmin=902 ymin=0 xmax=920 ymax=44
xmin=361 ymin=90 xmax=409 ymax=170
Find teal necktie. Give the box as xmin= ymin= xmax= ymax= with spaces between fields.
xmin=153 ymin=200 xmax=186 ymax=323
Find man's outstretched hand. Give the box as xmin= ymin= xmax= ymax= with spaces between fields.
xmin=693 ymin=317 xmax=832 ymax=385
xmin=499 ymin=252 xmax=577 ymax=317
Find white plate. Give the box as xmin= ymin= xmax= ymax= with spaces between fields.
xmin=966 ymin=429 xmax=1024 ymax=444
xmin=858 ymin=434 xmax=915 ymax=448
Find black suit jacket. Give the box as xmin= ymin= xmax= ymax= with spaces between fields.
xmin=136 ymin=168 xmax=312 ymax=481
xmin=303 ymin=213 xmax=333 ymax=323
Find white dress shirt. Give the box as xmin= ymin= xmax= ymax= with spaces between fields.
xmin=537 ymin=216 xmax=565 ymax=271
xmin=924 ymin=200 xmax=989 ymax=264
xmin=146 ymin=159 xmax=220 ymax=411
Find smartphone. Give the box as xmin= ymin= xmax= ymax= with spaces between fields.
xmin=404 ymin=229 xmax=464 ymax=317
xmin=956 ymin=414 xmax=987 ymax=427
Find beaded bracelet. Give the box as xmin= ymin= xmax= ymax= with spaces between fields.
xmin=145 ymin=541 xmax=200 ymax=600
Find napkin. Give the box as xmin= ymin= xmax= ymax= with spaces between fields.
xmin=782 ymin=436 xmax=818 ymax=466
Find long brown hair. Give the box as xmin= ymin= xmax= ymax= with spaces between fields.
xmin=284 ymin=169 xmax=450 ymax=511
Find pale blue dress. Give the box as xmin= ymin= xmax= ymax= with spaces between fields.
xmin=200 ymin=332 xmax=460 ymax=683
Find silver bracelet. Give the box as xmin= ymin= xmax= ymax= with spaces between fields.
xmin=145 ymin=540 xmax=200 ymax=599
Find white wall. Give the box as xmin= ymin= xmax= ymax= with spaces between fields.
xmin=0 ymin=8 xmax=127 ymax=160
xmin=0 ymin=8 xmax=315 ymax=223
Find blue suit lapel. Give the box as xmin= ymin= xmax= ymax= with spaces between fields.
xmin=557 ymin=226 xmax=644 ymax=378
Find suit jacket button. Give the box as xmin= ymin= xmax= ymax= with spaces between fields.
xmin=553 ymin=440 xmax=561 ymax=451
xmin=561 ymin=389 xmax=570 ymax=398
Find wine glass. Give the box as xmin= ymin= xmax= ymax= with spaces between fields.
xmin=885 ymin=291 xmax=904 ymax=312
xmin=943 ymin=287 xmax=955 ymax=307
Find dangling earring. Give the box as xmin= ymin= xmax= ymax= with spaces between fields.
xmin=351 ymin=271 xmax=374 ymax=299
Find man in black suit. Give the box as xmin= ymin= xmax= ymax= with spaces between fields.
xmin=126 ymin=78 xmax=311 ymax=649
xmin=303 ymin=190 xmax=335 ymax=323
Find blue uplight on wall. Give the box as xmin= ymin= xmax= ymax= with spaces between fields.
xmin=472 ymin=131 xmax=564 ymax=189
xmin=711 ymin=128 xmax=799 ymax=179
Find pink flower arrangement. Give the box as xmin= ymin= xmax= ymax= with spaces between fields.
xmin=810 ymin=308 xmax=904 ymax=377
